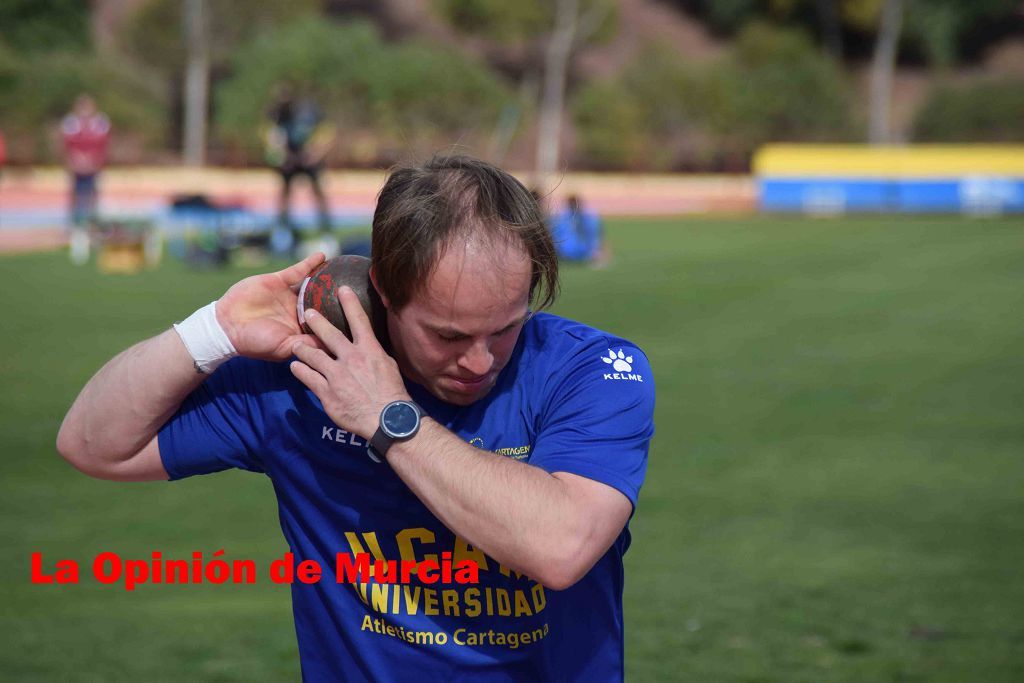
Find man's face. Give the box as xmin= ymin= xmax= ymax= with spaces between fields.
xmin=379 ymin=236 xmax=533 ymax=406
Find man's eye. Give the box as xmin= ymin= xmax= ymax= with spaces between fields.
xmin=438 ymin=334 xmax=463 ymax=343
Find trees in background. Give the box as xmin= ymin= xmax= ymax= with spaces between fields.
xmin=0 ymin=47 xmax=164 ymax=163
xmin=118 ymin=0 xmax=322 ymax=165
xmin=0 ymin=0 xmax=1020 ymax=168
xmin=0 ymin=0 xmax=164 ymax=161
xmin=670 ymin=0 xmax=1022 ymax=66
xmin=434 ymin=0 xmax=617 ymax=184
xmin=534 ymin=0 xmax=615 ymax=185
xmin=914 ymin=80 xmax=1024 ymax=143
xmin=573 ymin=23 xmax=853 ymax=171
xmin=0 ymin=0 xmax=90 ymax=54
xmin=215 ymin=18 xmax=510 ymax=166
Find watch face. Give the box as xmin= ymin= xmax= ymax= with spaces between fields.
xmin=382 ymin=402 xmax=419 ymax=439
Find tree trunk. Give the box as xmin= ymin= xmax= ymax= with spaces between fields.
xmin=183 ymin=0 xmax=209 ymax=166
xmin=815 ymin=0 xmax=843 ymax=57
xmin=534 ymin=0 xmax=579 ymax=187
xmin=868 ymin=0 xmax=904 ymax=145
xmin=489 ymin=71 xmax=538 ymax=165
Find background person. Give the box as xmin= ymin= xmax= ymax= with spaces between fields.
xmin=266 ymin=84 xmax=333 ymax=236
xmin=57 ymin=155 xmax=655 ymax=681
xmin=551 ymin=194 xmax=611 ymax=267
xmin=61 ymin=94 xmax=110 ymax=229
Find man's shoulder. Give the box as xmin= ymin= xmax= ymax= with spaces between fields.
xmin=525 ymin=312 xmax=644 ymax=348
xmin=515 ymin=313 xmax=654 ymax=440
xmin=521 ymin=313 xmax=649 ymax=377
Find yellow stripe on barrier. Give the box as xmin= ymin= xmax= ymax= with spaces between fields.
xmin=753 ymin=144 xmax=1024 ymax=177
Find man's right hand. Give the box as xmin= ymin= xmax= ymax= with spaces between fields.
xmin=216 ymin=252 xmax=327 ymax=361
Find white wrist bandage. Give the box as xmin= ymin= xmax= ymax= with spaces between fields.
xmin=172 ymin=301 xmax=238 ymax=374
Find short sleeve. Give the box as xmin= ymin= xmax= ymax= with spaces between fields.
xmin=158 ymin=357 xmax=271 ymax=480
xmin=529 ymin=339 xmax=655 ymax=508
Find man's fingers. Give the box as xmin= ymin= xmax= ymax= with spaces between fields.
xmin=338 ymin=286 xmax=377 ymax=345
xmin=289 ymin=360 xmax=330 ymax=398
xmin=291 ymin=341 xmax=336 ymax=375
xmin=279 ymin=252 xmax=326 ymax=288
xmin=302 ymin=308 xmax=351 ymax=355
xmin=289 ymin=333 xmax=329 ymax=354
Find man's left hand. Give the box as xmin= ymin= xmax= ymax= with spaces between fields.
xmin=290 ymin=286 xmax=410 ymax=439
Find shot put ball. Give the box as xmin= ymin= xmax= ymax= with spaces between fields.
xmin=297 ymin=255 xmax=386 ymax=341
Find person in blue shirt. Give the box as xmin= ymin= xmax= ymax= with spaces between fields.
xmin=58 ymin=155 xmax=654 ymax=681
xmin=550 ymin=194 xmax=611 ymax=267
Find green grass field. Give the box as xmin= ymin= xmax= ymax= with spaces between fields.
xmin=2 ymin=216 xmax=1023 ymax=681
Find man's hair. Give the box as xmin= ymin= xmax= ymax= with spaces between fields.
xmin=371 ymin=154 xmax=559 ymax=312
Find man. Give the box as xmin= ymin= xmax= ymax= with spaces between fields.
xmin=58 ymin=155 xmax=654 ymax=681
xmin=550 ymin=194 xmax=611 ymax=267
xmin=266 ymin=84 xmax=333 ymax=235
xmin=61 ymin=94 xmax=110 ymax=229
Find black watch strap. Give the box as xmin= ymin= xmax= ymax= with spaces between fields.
xmin=368 ymin=428 xmax=393 ymax=462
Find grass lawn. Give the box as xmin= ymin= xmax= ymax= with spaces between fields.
xmin=1 ymin=215 xmax=1022 ymax=681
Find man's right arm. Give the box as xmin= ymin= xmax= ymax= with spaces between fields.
xmin=56 ymin=328 xmax=204 ymax=482
xmin=57 ymin=253 xmax=327 ymax=482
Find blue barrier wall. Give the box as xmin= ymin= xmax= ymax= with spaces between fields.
xmin=760 ymin=178 xmax=1024 ymax=213
xmin=754 ymin=145 xmax=1024 ymax=214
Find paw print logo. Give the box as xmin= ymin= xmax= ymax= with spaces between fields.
xmin=602 ymin=349 xmax=633 ymax=372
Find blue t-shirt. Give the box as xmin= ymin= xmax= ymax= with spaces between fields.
xmin=159 ymin=312 xmax=655 ymax=682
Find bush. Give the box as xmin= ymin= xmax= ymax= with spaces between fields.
xmin=0 ymin=47 xmax=166 ymax=163
xmin=913 ymin=79 xmax=1024 ymax=142
xmin=215 ymin=17 xmax=511 ymax=164
xmin=572 ymin=80 xmax=649 ymax=169
xmin=706 ymin=22 xmax=854 ymax=154
xmin=434 ymin=0 xmax=617 ymax=45
xmin=0 ymin=0 xmax=90 ymax=54
xmin=572 ymin=23 xmax=853 ymax=171
xmin=373 ymin=41 xmax=511 ymax=135
xmin=572 ymin=44 xmax=707 ymax=169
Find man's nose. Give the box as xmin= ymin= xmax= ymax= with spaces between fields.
xmin=458 ymin=340 xmax=493 ymax=376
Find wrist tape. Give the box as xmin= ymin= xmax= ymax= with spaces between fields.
xmin=172 ymin=301 xmax=237 ymax=374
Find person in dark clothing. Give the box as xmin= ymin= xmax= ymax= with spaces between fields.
xmin=266 ymin=86 xmax=332 ymax=233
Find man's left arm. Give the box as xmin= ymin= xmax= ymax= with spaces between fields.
xmin=385 ymin=422 xmax=634 ymax=590
xmin=290 ymin=288 xmax=652 ymax=590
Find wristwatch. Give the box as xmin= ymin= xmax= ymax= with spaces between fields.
xmin=368 ymin=400 xmax=423 ymax=463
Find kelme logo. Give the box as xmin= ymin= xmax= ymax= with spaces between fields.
xmin=602 ymin=348 xmax=644 ymax=382
xmin=602 ymin=349 xmax=633 ymax=372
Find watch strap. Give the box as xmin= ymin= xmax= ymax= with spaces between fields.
xmin=368 ymin=428 xmax=392 ymax=463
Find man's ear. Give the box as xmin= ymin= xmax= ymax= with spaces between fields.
xmin=368 ymin=266 xmax=391 ymax=309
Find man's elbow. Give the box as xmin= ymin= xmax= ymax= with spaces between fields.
xmin=56 ymin=424 xmax=95 ymax=477
xmin=55 ymin=421 xmax=111 ymax=480
xmin=56 ymin=419 xmax=82 ymax=466
xmin=535 ymin=565 xmax=587 ymax=592
xmin=532 ymin=540 xmax=596 ymax=591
